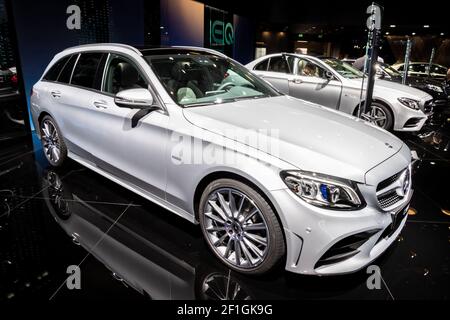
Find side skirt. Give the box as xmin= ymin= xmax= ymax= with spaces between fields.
xmin=67 ymin=150 xmax=197 ymax=225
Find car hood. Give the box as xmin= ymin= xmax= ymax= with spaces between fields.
xmin=182 ymin=95 xmax=404 ymax=183
xmin=346 ymin=78 xmax=432 ymax=100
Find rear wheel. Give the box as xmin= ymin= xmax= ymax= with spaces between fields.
xmin=40 ymin=115 xmax=67 ymax=167
xmin=199 ymin=178 xmax=285 ymax=275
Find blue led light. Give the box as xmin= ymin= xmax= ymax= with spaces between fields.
xmin=320 ymin=184 xmax=328 ymax=200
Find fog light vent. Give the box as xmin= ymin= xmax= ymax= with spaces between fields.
xmin=314 ymin=230 xmax=379 ymax=269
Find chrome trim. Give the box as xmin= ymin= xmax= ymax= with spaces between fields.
xmin=376 ymin=165 xmax=412 ymax=211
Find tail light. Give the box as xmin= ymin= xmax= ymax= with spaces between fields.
xmin=11 ymin=74 xmax=18 ymax=85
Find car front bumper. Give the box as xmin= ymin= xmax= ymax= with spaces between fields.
xmin=393 ymin=102 xmax=428 ymax=132
xmin=271 ymin=144 xmax=412 ymax=275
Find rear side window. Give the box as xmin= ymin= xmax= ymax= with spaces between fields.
xmin=43 ymin=55 xmax=71 ymax=81
xmin=71 ymin=52 xmax=105 ymax=90
xmin=57 ymin=54 xmax=78 ymax=84
xmin=254 ymin=59 xmax=269 ymax=71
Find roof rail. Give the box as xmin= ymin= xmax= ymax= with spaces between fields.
xmin=63 ymin=43 xmax=142 ymax=55
xmin=171 ymin=46 xmax=228 ymax=58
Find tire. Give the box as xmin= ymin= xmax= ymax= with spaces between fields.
xmin=198 ymin=178 xmax=285 ymax=275
xmin=370 ymin=102 xmax=393 ymax=130
xmin=39 ymin=115 xmax=67 ymax=167
xmin=355 ymin=102 xmax=394 ymax=131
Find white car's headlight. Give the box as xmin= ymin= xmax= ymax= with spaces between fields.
xmin=426 ymin=84 xmax=443 ymax=93
xmin=280 ymin=170 xmax=364 ymax=210
xmin=398 ymin=97 xmax=420 ymax=110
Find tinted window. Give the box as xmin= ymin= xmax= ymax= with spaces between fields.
xmin=57 ymin=54 xmax=78 ymax=84
xmin=431 ymin=65 xmax=447 ymax=75
xmin=71 ymin=52 xmax=104 ymax=89
xmin=268 ymin=56 xmax=290 ymax=73
xmin=103 ymin=54 xmax=147 ymax=95
xmin=409 ymin=64 xmax=426 ymax=73
xmin=43 ymin=55 xmax=71 ymax=81
xmin=254 ymin=59 xmax=269 ymax=71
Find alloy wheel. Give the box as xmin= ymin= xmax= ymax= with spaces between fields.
xmin=41 ymin=119 xmax=61 ymax=163
xmin=202 ymin=188 xmax=270 ymax=269
xmin=361 ymin=105 xmax=388 ymax=128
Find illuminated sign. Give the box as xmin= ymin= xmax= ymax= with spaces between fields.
xmin=204 ymin=6 xmax=234 ymax=56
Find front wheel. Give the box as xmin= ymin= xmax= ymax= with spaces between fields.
xmin=199 ymin=179 xmax=285 ymax=275
xmin=360 ymin=102 xmax=393 ymax=130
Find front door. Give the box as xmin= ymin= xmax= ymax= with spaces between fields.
xmin=288 ymin=58 xmax=342 ymax=109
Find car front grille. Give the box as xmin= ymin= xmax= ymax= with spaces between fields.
xmin=376 ymin=166 xmax=411 ymax=210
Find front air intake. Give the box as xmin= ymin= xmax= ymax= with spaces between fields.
xmin=314 ymin=230 xmax=379 ymax=269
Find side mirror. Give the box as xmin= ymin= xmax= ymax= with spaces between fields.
xmin=325 ymin=71 xmax=334 ymax=80
xmin=115 ymin=88 xmax=154 ymax=109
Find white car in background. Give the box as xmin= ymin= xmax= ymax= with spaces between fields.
xmin=247 ymin=53 xmax=433 ymax=131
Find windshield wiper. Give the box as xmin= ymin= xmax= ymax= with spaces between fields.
xmin=183 ymin=101 xmax=219 ymax=107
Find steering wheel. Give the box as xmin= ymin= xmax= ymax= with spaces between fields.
xmin=218 ymin=82 xmax=236 ymax=91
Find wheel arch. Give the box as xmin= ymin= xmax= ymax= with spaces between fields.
xmin=193 ymin=171 xmax=286 ymax=237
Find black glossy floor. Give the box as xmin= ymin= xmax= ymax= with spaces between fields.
xmin=0 ymin=124 xmax=449 ymax=301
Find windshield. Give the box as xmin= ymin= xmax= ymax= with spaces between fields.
xmin=321 ymin=58 xmax=364 ymax=79
xmin=378 ymin=63 xmax=402 ymax=77
xmin=144 ymin=53 xmax=280 ymax=106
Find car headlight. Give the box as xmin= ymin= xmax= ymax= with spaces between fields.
xmin=398 ymin=97 xmax=420 ymax=110
xmin=280 ymin=170 xmax=364 ymax=210
xmin=425 ymin=84 xmax=443 ymax=93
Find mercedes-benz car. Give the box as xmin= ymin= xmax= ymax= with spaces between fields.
xmin=0 ymin=65 xmax=19 ymax=102
xmin=376 ymin=62 xmax=448 ymax=108
xmin=246 ymin=53 xmax=432 ymax=131
xmin=31 ymin=44 xmax=412 ymax=275
xmin=391 ymin=62 xmax=448 ymax=80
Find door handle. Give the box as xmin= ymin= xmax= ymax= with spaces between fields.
xmin=290 ymin=78 xmax=303 ymax=84
xmin=93 ymin=100 xmax=108 ymax=109
xmin=50 ymin=90 xmax=61 ymax=98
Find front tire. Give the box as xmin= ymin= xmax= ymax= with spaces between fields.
xmin=199 ymin=179 xmax=285 ymax=275
xmin=39 ymin=115 xmax=67 ymax=167
xmin=359 ymin=102 xmax=393 ymax=130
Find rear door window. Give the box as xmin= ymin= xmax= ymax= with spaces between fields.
xmin=70 ymin=52 xmax=105 ymax=90
xmin=57 ymin=54 xmax=79 ymax=84
xmin=268 ymin=56 xmax=291 ymax=73
xmin=254 ymin=59 xmax=269 ymax=71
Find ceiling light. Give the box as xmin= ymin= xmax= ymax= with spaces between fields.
xmin=441 ymin=32 xmax=445 ymax=36
xmin=390 ymin=25 xmax=396 ymax=28
xmin=385 ymin=32 xmax=389 ymax=35
xmin=412 ymin=32 xmax=416 ymax=35
xmin=423 ymin=25 xmax=430 ymax=28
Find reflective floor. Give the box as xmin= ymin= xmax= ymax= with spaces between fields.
xmin=0 ymin=123 xmax=449 ymax=301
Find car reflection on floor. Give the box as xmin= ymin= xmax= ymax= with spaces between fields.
xmin=42 ymin=168 xmax=255 ymax=300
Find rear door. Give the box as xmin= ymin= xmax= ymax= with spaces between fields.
xmin=251 ymin=55 xmax=293 ymax=94
xmin=80 ymin=52 xmax=169 ymax=199
xmin=49 ymin=52 xmax=108 ymax=157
